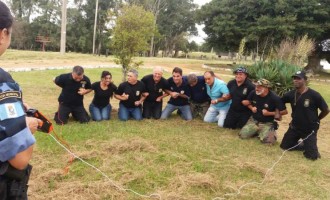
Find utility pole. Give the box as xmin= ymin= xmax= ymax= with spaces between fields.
xmin=60 ymin=0 xmax=67 ymax=54
xmin=92 ymin=0 xmax=99 ymax=55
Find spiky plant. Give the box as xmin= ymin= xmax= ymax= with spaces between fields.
xmin=246 ymin=60 xmax=302 ymax=97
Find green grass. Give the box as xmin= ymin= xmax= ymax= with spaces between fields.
xmin=5 ymin=63 xmax=330 ymax=199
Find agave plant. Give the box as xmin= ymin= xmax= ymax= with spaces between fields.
xmin=242 ymin=60 xmax=302 ymax=97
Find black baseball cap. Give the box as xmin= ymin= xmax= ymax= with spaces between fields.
xmin=292 ymin=70 xmax=307 ymax=80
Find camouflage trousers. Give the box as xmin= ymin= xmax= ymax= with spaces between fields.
xmin=239 ymin=117 xmax=277 ymax=144
xmin=189 ymin=101 xmax=210 ymax=119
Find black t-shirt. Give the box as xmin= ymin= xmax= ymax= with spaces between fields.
xmin=167 ymin=77 xmax=191 ymax=106
xmin=227 ymin=79 xmax=255 ymax=112
xmin=282 ymin=88 xmax=328 ymax=130
xmin=91 ymin=81 xmax=117 ymax=108
xmin=54 ymin=73 xmax=92 ymax=106
xmin=141 ymin=74 xmax=168 ymax=102
xmin=115 ymin=81 xmax=146 ymax=108
xmin=184 ymin=76 xmax=210 ymax=103
xmin=248 ymin=90 xmax=286 ymax=123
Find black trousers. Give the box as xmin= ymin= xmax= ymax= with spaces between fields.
xmin=223 ymin=109 xmax=251 ymax=129
xmin=54 ymin=103 xmax=90 ymax=124
xmin=142 ymin=101 xmax=162 ymax=119
xmin=280 ymin=127 xmax=319 ymax=160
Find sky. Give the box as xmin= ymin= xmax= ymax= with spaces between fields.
xmin=190 ymin=0 xmax=212 ymax=44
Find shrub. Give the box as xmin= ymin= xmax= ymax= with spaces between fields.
xmin=245 ymin=60 xmax=302 ymax=97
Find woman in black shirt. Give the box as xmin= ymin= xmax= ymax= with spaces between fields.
xmin=89 ymin=71 xmax=117 ymax=121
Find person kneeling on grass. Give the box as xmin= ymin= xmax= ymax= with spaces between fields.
xmin=239 ymin=78 xmax=287 ymax=144
xmin=114 ymin=69 xmax=148 ymax=121
xmin=280 ymin=71 xmax=329 ymax=160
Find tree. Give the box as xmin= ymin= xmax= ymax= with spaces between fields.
xmin=198 ymin=0 xmax=330 ymax=71
xmin=156 ymin=0 xmax=198 ymax=57
xmin=111 ymin=5 xmax=155 ymax=81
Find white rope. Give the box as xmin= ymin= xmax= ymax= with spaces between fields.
xmin=212 ymin=130 xmax=315 ymax=200
xmin=48 ymin=134 xmax=162 ymax=200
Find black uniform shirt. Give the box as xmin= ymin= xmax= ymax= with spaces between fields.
xmin=141 ymin=74 xmax=168 ymax=102
xmin=248 ymin=90 xmax=286 ymax=123
xmin=282 ymin=88 xmax=328 ymax=130
xmin=91 ymin=81 xmax=117 ymax=108
xmin=227 ymin=78 xmax=255 ymax=112
xmin=54 ymin=73 xmax=91 ymax=106
xmin=115 ymin=81 xmax=146 ymax=108
xmin=167 ymin=77 xmax=191 ymax=106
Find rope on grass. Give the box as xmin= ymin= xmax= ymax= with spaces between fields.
xmin=49 ymin=133 xmax=162 ymax=200
xmin=212 ymin=130 xmax=315 ymax=200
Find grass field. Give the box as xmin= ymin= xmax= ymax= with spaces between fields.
xmin=3 ymin=51 xmax=330 ymax=200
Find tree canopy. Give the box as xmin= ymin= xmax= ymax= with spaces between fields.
xmin=198 ymin=0 xmax=330 ymax=55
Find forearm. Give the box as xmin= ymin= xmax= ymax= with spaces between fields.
xmin=318 ymin=108 xmax=330 ymax=121
xmin=8 ymin=145 xmax=34 ymax=170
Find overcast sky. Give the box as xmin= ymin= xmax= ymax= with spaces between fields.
xmin=191 ymin=0 xmax=212 ymax=44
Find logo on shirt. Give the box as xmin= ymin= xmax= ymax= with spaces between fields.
xmin=5 ymin=103 xmax=18 ymax=118
xmin=304 ymin=99 xmax=310 ymax=107
xmin=171 ymin=87 xmax=173 ymax=90
xmin=81 ymin=81 xmax=86 ymax=88
xmin=136 ymin=91 xmax=140 ymax=96
xmin=264 ymin=103 xmax=269 ymax=108
xmin=159 ymin=89 xmax=163 ymax=93
xmin=243 ymin=88 xmax=247 ymax=95
xmin=180 ymin=90 xmax=184 ymax=94
xmin=202 ymin=87 xmax=205 ymax=90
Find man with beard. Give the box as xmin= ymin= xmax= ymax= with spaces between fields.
xmin=280 ymin=71 xmax=329 ymax=160
xmin=224 ymin=66 xmax=255 ymax=129
xmin=240 ymin=79 xmax=287 ymax=144
xmin=141 ymin=66 xmax=169 ymax=119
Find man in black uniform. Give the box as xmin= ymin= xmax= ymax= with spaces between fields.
xmin=224 ymin=66 xmax=255 ymax=129
xmin=115 ymin=69 xmax=148 ymax=121
xmin=240 ymin=79 xmax=287 ymax=144
xmin=280 ymin=71 xmax=329 ymax=160
xmin=53 ymin=65 xmax=91 ymax=124
xmin=141 ymin=66 xmax=168 ymax=119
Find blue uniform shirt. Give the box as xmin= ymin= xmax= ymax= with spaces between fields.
xmin=0 ymin=68 xmax=35 ymax=162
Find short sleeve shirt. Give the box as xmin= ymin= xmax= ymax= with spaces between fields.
xmin=91 ymin=81 xmax=117 ymax=108
xmin=115 ymin=81 xmax=146 ymax=108
xmin=167 ymin=77 xmax=191 ymax=106
xmin=54 ymin=73 xmax=92 ymax=106
xmin=227 ymin=79 xmax=255 ymax=112
xmin=248 ymin=90 xmax=286 ymax=123
xmin=206 ymin=78 xmax=231 ymax=109
xmin=141 ymin=74 xmax=168 ymax=102
xmin=282 ymin=88 xmax=328 ymax=130
xmin=184 ymin=76 xmax=210 ymax=103
xmin=0 ymin=68 xmax=35 ymax=162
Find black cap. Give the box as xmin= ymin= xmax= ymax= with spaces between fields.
xmin=234 ymin=66 xmax=248 ymax=74
xmin=292 ymin=71 xmax=307 ymax=80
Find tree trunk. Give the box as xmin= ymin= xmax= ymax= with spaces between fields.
xmin=305 ymin=54 xmax=322 ymax=72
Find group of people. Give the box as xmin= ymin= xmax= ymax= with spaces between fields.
xmin=1 ymin=0 xmax=329 ymax=199
xmin=53 ymin=63 xmax=329 ymax=162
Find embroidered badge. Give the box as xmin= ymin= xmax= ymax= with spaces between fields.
xmin=136 ymin=91 xmax=140 ymax=96
xmin=6 ymin=103 xmax=18 ymax=119
xmin=264 ymin=104 xmax=269 ymax=108
xmin=0 ymin=91 xmax=21 ymax=101
xmin=81 ymin=81 xmax=86 ymax=88
xmin=243 ymin=88 xmax=247 ymax=95
xmin=180 ymin=90 xmax=184 ymax=94
xmin=304 ymin=99 xmax=310 ymax=107
xmin=159 ymin=89 xmax=162 ymax=92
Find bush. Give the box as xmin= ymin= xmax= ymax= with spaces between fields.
xmin=246 ymin=60 xmax=302 ymax=97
